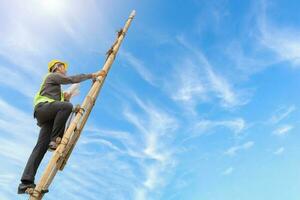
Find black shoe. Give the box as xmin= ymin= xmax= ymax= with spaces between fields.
xmin=17 ymin=182 xmax=36 ymax=194
xmin=48 ymin=141 xmax=57 ymax=151
xmin=48 ymin=137 xmax=61 ymax=151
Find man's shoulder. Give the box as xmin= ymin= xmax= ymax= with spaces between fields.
xmin=47 ymin=72 xmax=66 ymax=78
xmin=45 ymin=73 xmax=65 ymax=83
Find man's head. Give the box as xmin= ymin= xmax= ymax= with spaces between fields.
xmin=48 ymin=60 xmax=68 ymax=75
xmin=51 ymin=63 xmax=67 ymax=75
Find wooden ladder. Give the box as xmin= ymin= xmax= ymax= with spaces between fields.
xmin=27 ymin=10 xmax=136 ymax=200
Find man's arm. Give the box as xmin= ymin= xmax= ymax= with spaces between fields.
xmin=49 ymin=73 xmax=93 ymax=85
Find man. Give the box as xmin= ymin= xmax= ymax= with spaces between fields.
xmin=18 ymin=59 xmax=106 ymax=194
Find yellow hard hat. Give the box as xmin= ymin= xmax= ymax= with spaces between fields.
xmin=48 ymin=59 xmax=68 ymax=72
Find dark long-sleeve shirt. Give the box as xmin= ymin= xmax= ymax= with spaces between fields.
xmin=39 ymin=72 xmax=93 ymax=101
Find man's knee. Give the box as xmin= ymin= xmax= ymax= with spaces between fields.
xmin=62 ymin=102 xmax=73 ymax=113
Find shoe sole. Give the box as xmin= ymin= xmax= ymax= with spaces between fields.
xmin=17 ymin=187 xmax=35 ymax=194
xmin=48 ymin=147 xmax=57 ymax=152
xmin=18 ymin=188 xmax=48 ymax=195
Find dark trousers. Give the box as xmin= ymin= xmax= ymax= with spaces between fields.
xmin=21 ymin=101 xmax=73 ymax=183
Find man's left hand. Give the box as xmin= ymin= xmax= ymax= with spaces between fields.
xmin=64 ymin=92 xmax=72 ymax=101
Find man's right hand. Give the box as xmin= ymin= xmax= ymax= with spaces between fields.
xmin=92 ymin=70 xmax=106 ymax=79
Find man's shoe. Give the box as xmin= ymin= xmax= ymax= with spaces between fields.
xmin=48 ymin=137 xmax=62 ymax=152
xmin=48 ymin=141 xmax=58 ymax=151
xmin=17 ymin=182 xmax=36 ymax=194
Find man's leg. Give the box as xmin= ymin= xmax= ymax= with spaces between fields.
xmin=18 ymin=101 xmax=72 ymax=194
xmin=33 ymin=101 xmax=73 ymax=143
xmin=18 ymin=121 xmax=53 ymax=193
xmin=50 ymin=101 xmax=73 ymax=142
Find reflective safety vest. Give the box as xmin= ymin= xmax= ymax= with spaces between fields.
xmin=33 ymin=73 xmax=64 ymax=107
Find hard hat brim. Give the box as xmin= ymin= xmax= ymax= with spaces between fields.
xmin=48 ymin=60 xmax=68 ymax=72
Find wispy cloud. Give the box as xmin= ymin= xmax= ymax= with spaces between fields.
xmin=222 ymin=167 xmax=234 ymax=176
xmin=167 ymin=58 xmax=208 ymax=115
xmin=273 ymin=147 xmax=285 ymax=155
xmin=166 ymin=36 xmax=251 ymax=111
xmin=224 ymin=141 xmax=254 ymax=156
xmin=120 ymin=51 xmax=157 ymax=86
xmin=67 ymin=93 xmax=179 ymax=200
xmin=225 ymin=40 xmax=272 ymax=77
xmin=0 ymin=173 xmax=17 ymax=200
xmin=225 ymin=1 xmax=300 ymax=78
xmin=0 ymin=96 xmax=38 ymax=198
xmin=85 ymin=126 xmax=136 ymax=147
xmin=51 ymin=151 xmax=139 ymax=200
xmin=0 ymin=65 xmax=37 ymax=98
xmin=122 ymin=96 xmax=179 ymax=199
xmin=273 ymin=125 xmax=293 ymax=136
xmin=269 ymin=105 xmax=296 ymax=124
xmin=206 ymin=66 xmax=243 ymax=108
xmin=194 ymin=118 xmax=246 ymax=136
xmin=258 ymin=1 xmax=300 ymax=66
xmin=170 ymin=58 xmax=207 ymax=103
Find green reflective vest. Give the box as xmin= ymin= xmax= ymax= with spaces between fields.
xmin=33 ymin=73 xmax=64 ymax=107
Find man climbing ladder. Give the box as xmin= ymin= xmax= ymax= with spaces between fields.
xmin=17 ymin=10 xmax=135 ymax=199
xmin=18 ymin=60 xmax=106 ymax=194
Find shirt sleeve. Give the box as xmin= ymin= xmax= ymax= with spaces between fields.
xmin=49 ymin=73 xmax=93 ymax=85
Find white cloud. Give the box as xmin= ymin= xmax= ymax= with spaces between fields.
xmin=258 ymin=2 xmax=300 ymax=66
xmin=273 ymin=125 xmax=293 ymax=136
xmin=195 ymin=118 xmax=246 ymax=136
xmin=260 ymin=24 xmax=300 ymax=66
xmin=51 ymin=151 xmax=139 ymax=200
xmin=0 ymin=96 xmax=39 ymax=198
xmin=85 ymin=126 xmax=136 ymax=147
xmin=206 ymin=68 xmax=237 ymax=107
xmin=225 ymin=40 xmax=273 ymax=77
xmin=269 ymin=105 xmax=296 ymax=124
xmin=222 ymin=167 xmax=234 ymax=176
xmin=81 ymin=138 xmax=124 ymax=153
xmin=134 ymin=188 xmax=147 ymax=200
xmin=274 ymin=147 xmax=285 ymax=155
xmin=122 ymin=96 xmax=179 ymax=199
xmin=168 ymin=36 xmax=250 ymax=111
xmin=226 ymin=2 xmax=300 ymax=78
xmin=0 ymin=65 xmax=37 ymax=98
xmin=143 ymin=165 xmax=161 ymax=190
xmin=167 ymin=58 xmax=208 ymax=115
xmin=171 ymin=59 xmax=207 ymax=103
xmin=225 ymin=141 xmax=254 ymax=156
xmin=120 ymin=51 xmax=157 ymax=86
xmin=70 ymin=94 xmax=179 ymax=200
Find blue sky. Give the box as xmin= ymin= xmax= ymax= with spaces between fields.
xmin=1 ymin=0 xmax=300 ymax=199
